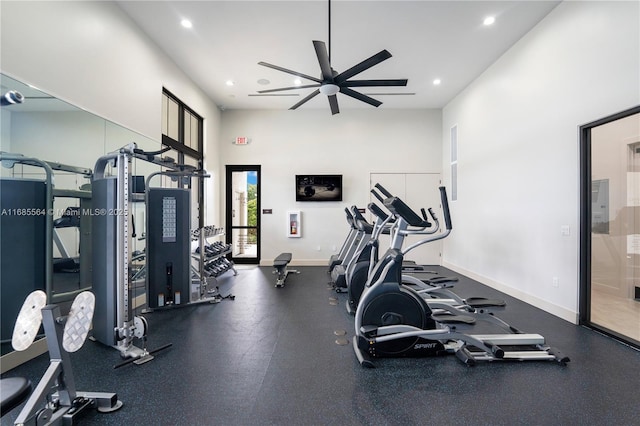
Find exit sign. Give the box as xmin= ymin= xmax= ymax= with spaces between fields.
xmin=234 ymin=137 xmax=249 ymax=145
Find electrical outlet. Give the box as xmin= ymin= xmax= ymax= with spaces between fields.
xmin=552 ymin=277 xmax=559 ymax=288
xmin=561 ymin=225 xmax=570 ymax=236
xmin=316 ymin=246 xmax=321 ymax=251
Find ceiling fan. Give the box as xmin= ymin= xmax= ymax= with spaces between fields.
xmin=256 ymin=0 xmax=408 ymax=115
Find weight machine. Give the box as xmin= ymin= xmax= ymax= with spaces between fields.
xmin=143 ymin=168 xmax=234 ymax=310
xmin=91 ymin=143 xmax=225 ymax=364
xmin=91 ymin=144 xmax=183 ymax=363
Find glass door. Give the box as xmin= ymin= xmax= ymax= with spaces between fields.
xmin=580 ymin=107 xmax=640 ymax=347
xmin=225 ymin=165 xmax=261 ymax=264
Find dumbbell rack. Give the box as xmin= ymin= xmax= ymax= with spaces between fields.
xmin=191 ymin=225 xmax=237 ymax=303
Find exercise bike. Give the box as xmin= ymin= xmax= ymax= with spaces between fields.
xmin=353 ymin=186 xmax=570 ymax=367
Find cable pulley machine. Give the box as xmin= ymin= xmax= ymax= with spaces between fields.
xmin=92 ymin=144 xmax=194 ymax=365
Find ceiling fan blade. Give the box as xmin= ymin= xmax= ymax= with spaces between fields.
xmin=258 ymin=62 xmax=322 ymax=84
xmin=258 ymin=84 xmax=320 ymax=94
xmin=313 ymin=40 xmax=333 ymax=81
xmin=290 ymin=89 xmax=321 ymax=110
xmin=334 ymin=50 xmax=392 ymax=84
xmin=328 ymin=94 xmax=340 ymax=115
xmin=339 ymin=87 xmax=382 ymax=108
xmin=342 ymin=79 xmax=408 ymax=88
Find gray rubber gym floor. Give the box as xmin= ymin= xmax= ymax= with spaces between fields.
xmin=2 ymin=266 xmax=639 ymax=425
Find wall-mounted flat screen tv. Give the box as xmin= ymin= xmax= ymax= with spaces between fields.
xmin=295 ymin=175 xmax=343 ymax=202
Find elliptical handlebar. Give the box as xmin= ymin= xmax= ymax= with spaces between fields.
xmin=351 ymin=206 xmax=374 ymax=234
xmin=374 ymin=183 xmax=393 ymax=198
xmin=428 ymin=207 xmax=437 ymax=222
xmin=344 ymin=207 xmax=356 ymax=229
xmin=351 ymin=205 xmax=366 ymax=222
xmin=371 ymin=188 xmax=385 ymax=203
xmin=368 ymin=202 xmax=389 ymax=222
xmin=439 ymin=186 xmax=452 ymax=231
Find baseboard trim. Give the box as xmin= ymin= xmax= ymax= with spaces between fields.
xmin=443 ymin=261 xmax=579 ymax=324
xmin=1 ymin=337 xmax=48 ymax=374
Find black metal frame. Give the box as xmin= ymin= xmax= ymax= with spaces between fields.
xmin=225 ymin=165 xmax=261 ymax=264
xmin=579 ymin=105 xmax=640 ymax=348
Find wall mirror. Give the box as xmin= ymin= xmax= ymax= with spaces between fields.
xmin=0 ymin=73 xmax=163 ymax=370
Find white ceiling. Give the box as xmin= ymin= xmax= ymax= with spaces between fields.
xmin=117 ymin=0 xmax=560 ymax=113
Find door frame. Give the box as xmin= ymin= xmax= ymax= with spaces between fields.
xmin=225 ymin=165 xmax=261 ymax=264
xmin=579 ymin=105 xmax=640 ymax=347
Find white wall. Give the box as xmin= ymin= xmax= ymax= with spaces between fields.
xmin=442 ymin=1 xmax=640 ymax=323
xmin=220 ymin=109 xmax=442 ymax=265
xmin=0 ymin=0 xmax=222 ymax=225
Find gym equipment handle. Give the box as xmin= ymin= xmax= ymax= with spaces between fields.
xmin=374 ymin=183 xmax=393 ymax=198
xmin=439 ymin=186 xmax=452 ymax=230
xmin=420 ymin=208 xmax=431 ymax=224
xmin=351 ymin=206 xmax=366 ymax=222
xmin=368 ymin=202 xmax=388 ymax=221
xmin=428 ymin=208 xmax=437 ymax=222
xmin=351 ymin=206 xmax=374 ymax=234
xmin=371 ymin=188 xmax=385 ymax=203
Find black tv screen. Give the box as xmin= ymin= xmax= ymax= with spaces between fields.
xmin=296 ymin=175 xmax=343 ymax=202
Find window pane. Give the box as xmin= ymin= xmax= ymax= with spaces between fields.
xmin=191 ymin=114 xmax=199 ymax=150
xmin=167 ymin=98 xmax=179 ymax=141
xmin=183 ymin=110 xmax=191 ymax=148
xmin=161 ymin=93 xmax=168 ymax=136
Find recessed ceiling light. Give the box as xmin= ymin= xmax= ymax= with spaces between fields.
xmin=483 ymin=16 xmax=495 ymax=26
xmin=294 ymin=78 xmax=302 ymax=86
xmin=257 ymin=79 xmax=270 ymax=85
xmin=225 ymin=80 xmax=235 ymax=86
xmin=433 ymin=79 xmax=441 ymax=86
xmin=181 ymin=19 xmax=193 ymax=28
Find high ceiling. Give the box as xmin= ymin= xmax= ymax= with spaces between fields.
xmin=117 ymin=1 xmax=560 ymax=112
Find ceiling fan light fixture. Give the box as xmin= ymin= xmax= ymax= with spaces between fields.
xmin=256 ymin=0 xmax=406 ymax=114
xmin=319 ymin=84 xmax=339 ymax=96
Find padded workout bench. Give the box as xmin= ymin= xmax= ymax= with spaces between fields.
xmin=273 ymin=253 xmax=299 ymax=287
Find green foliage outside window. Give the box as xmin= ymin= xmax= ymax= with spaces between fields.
xmin=247 ymin=183 xmax=257 ymax=242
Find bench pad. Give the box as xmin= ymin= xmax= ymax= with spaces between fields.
xmin=274 ymin=253 xmax=292 ymax=267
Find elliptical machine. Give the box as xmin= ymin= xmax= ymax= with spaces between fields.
xmin=328 ymin=208 xmax=358 ymax=273
xmin=346 ymin=185 xmax=504 ymax=316
xmin=353 ymin=186 xmax=570 ymax=367
xmin=331 ymin=207 xmax=374 ymax=292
